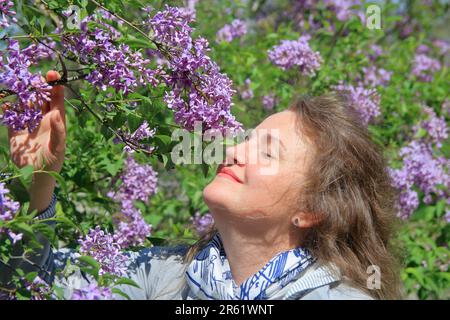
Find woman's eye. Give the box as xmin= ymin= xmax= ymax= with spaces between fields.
xmin=264 ymin=152 xmax=272 ymax=158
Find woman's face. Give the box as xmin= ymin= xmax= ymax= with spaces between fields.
xmin=203 ymin=110 xmax=311 ymax=230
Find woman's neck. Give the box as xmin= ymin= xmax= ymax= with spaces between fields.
xmin=216 ymin=221 xmax=303 ymax=286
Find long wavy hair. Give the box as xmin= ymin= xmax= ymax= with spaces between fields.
xmin=183 ymin=93 xmax=404 ymax=300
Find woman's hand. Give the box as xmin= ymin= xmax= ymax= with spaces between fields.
xmin=6 ymin=70 xmax=66 ymax=212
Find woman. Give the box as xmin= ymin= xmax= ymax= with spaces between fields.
xmin=2 ymin=70 xmax=403 ymax=300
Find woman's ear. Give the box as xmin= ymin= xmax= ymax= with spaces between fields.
xmin=291 ymin=211 xmax=324 ymax=228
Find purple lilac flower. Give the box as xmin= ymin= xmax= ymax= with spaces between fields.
xmin=323 ymin=0 xmax=364 ymax=23
xmin=368 ymin=45 xmax=383 ymax=61
xmin=416 ymin=44 xmax=430 ymax=54
xmin=78 ymin=226 xmax=128 ymax=276
xmin=412 ymin=54 xmax=441 ymax=82
xmin=333 ymin=82 xmax=381 ymax=125
xmin=107 ymin=156 xmax=157 ymax=247
xmin=114 ymin=121 xmax=156 ymax=154
xmin=432 ymin=39 xmax=450 ymax=56
xmin=0 ymin=182 xmax=22 ymax=244
xmin=0 ymin=0 xmax=17 ymax=28
xmin=413 ymin=106 xmax=449 ymax=148
xmin=389 ymin=140 xmax=449 ymax=219
xmin=190 ymin=212 xmax=214 ymax=237
xmin=268 ymin=35 xmax=323 ymax=77
xmin=216 ymin=19 xmax=247 ymax=43
xmin=146 ymin=6 xmax=242 ymax=134
xmin=262 ymin=93 xmax=276 ymax=111
xmin=61 ymin=12 xmax=160 ymax=95
xmin=26 ymin=276 xmax=52 ymax=300
xmin=361 ymin=66 xmax=392 ymax=87
xmin=0 ymin=40 xmax=52 ymax=132
xmin=71 ymin=282 xmax=113 ymax=300
xmin=113 ymin=205 xmax=152 ymax=248
xmin=240 ymin=78 xmax=254 ymax=100
xmin=108 ymin=156 xmax=158 ymax=204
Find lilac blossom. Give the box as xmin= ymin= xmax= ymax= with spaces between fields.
xmin=390 ymin=140 xmax=449 ymax=219
xmin=0 ymin=182 xmax=22 ymax=244
xmin=361 ymin=66 xmax=392 ymax=87
xmin=113 ymin=207 xmax=152 ymax=248
xmin=146 ymin=6 xmax=242 ymax=134
xmin=0 ymin=40 xmax=51 ymax=132
xmin=26 ymin=276 xmax=52 ymax=300
xmin=323 ymin=0 xmax=364 ymax=23
xmin=240 ymin=78 xmax=254 ymax=100
xmin=413 ymin=106 xmax=449 ymax=148
xmin=78 ymin=226 xmax=128 ymax=276
xmin=190 ymin=212 xmax=214 ymax=237
xmin=71 ymin=282 xmax=113 ymax=300
xmin=61 ymin=12 xmax=160 ymax=95
xmin=333 ymin=82 xmax=381 ymax=125
xmin=0 ymin=0 xmax=17 ymax=28
xmin=416 ymin=44 xmax=430 ymax=54
xmin=262 ymin=93 xmax=276 ymax=111
xmin=108 ymin=156 xmax=158 ymax=204
xmin=107 ymin=156 xmax=157 ymax=247
xmin=432 ymin=39 xmax=450 ymax=56
xmin=216 ymin=19 xmax=247 ymax=43
xmin=412 ymin=54 xmax=441 ymax=82
xmin=368 ymin=45 xmax=383 ymax=61
xmin=114 ymin=120 xmax=156 ymax=154
xmin=268 ymin=35 xmax=323 ymax=76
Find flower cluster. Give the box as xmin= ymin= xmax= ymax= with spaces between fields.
xmin=413 ymin=106 xmax=449 ymax=149
xmin=216 ymin=19 xmax=247 ymax=43
xmin=412 ymin=53 xmax=441 ymax=82
xmin=323 ymin=0 xmax=365 ymax=23
xmin=0 ymin=0 xmax=17 ymax=28
xmin=432 ymin=39 xmax=450 ymax=56
xmin=107 ymin=155 xmax=157 ymax=247
xmin=78 ymin=226 xmax=128 ymax=276
xmin=333 ymin=82 xmax=381 ymax=125
xmin=114 ymin=120 xmax=156 ymax=154
xmin=389 ymin=140 xmax=449 ymax=219
xmin=0 ymin=40 xmax=52 ymax=132
xmin=361 ymin=66 xmax=392 ymax=87
xmin=190 ymin=211 xmax=214 ymax=237
xmin=239 ymin=78 xmax=253 ymax=100
xmin=146 ymin=5 xmax=242 ymax=134
xmin=61 ymin=12 xmax=160 ymax=94
xmin=26 ymin=276 xmax=52 ymax=300
xmin=0 ymin=182 xmax=22 ymax=244
xmin=268 ymin=35 xmax=323 ymax=77
xmin=71 ymin=282 xmax=113 ymax=300
xmin=262 ymin=93 xmax=276 ymax=111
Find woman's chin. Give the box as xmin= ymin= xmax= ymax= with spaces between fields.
xmin=203 ymin=181 xmax=239 ymax=211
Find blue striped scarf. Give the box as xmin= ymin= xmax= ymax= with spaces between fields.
xmin=185 ymin=233 xmax=316 ymax=300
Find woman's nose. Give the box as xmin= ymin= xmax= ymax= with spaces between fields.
xmin=224 ymin=142 xmax=246 ymax=166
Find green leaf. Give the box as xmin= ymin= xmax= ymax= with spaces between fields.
xmin=78 ymin=255 xmax=100 ymax=268
xmin=114 ymin=277 xmax=141 ymax=289
xmin=19 ymin=165 xmax=34 ymax=188
xmin=111 ymin=288 xmax=131 ymax=300
xmin=46 ymin=171 xmax=68 ymax=195
xmin=78 ymin=256 xmax=100 ymax=280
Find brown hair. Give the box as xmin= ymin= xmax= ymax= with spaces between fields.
xmin=184 ymin=93 xmax=404 ymax=300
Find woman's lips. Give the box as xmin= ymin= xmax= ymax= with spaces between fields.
xmin=217 ymin=166 xmax=243 ymax=184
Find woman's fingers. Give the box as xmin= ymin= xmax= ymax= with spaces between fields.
xmin=45 ymin=70 xmax=65 ymax=124
xmin=48 ymin=110 xmax=66 ymax=155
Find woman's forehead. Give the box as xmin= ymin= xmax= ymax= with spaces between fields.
xmin=255 ymin=110 xmax=308 ymax=152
